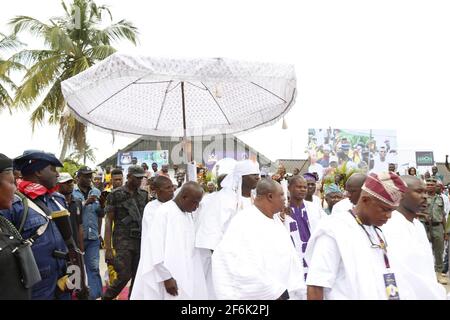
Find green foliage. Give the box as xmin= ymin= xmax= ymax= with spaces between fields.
xmin=8 ymin=0 xmax=139 ymax=157
xmin=323 ymin=161 xmax=361 ymax=191
xmin=61 ymin=158 xmax=82 ymax=177
xmin=337 ymin=131 xmax=370 ymax=147
xmin=205 ymin=171 xmax=214 ymax=184
xmin=0 ymin=33 xmax=25 ymax=112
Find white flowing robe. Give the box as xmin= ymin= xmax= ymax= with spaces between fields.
xmin=303 ymin=199 xmax=324 ymax=233
xmin=196 ymin=189 xmax=252 ymax=250
xmin=195 ymin=189 xmax=253 ymax=299
xmin=305 ymin=208 xmax=394 ymax=300
xmin=130 ymin=200 xmax=207 ymax=300
xmin=141 ymin=199 xmax=162 ymax=239
xmin=212 ymin=205 xmax=306 ymax=300
xmin=331 ymin=198 xmax=352 ymax=214
xmin=382 ymin=211 xmax=446 ymax=300
xmin=132 ymin=199 xmax=163 ymax=299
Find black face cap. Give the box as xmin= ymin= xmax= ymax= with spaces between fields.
xmin=78 ymin=166 xmax=94 ymax=175
xmin=0 ymin=153 xmax=13 ymax=173
xmin=127 ymin=165 xmax=146 ymax=177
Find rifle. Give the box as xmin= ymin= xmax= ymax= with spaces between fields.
xmin=50 ymin=206 xmax=90 ymax=300
xmin=121 ymin=197 xmax=143 ymax=239
xmin=66 ymin=239 xmax=90 ymax=300
xmin=18 ymin=193 xmax=91 ymax=299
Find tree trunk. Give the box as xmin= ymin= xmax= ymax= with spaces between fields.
xmin=59 ymin=133 xmax=71 ymax=162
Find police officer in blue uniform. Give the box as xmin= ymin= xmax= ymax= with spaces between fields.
xmin=0 ymin=150 xmax=70 ymax=300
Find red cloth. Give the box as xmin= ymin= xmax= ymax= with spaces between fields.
xmin=18 ymin=180 xmax=58 ymax=200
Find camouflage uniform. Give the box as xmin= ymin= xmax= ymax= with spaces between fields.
xmin=103 ymin=186 xmax=148 ymax=299
xmin=424 ymin=194 xmax=446 ymax=272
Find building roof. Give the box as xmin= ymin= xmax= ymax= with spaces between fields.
xmin=98 ymin=134 xmax=273 ymax=169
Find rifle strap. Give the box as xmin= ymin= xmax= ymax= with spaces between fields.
xmin=22 ymin=196 xmax=51 ymax=242
xmin=130 ymin=197 xmax=142 ymax=228
xmin=15 ymin=191 xmax=29 ymax=234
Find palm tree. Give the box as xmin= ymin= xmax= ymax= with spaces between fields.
xmin=69 ymin=143 xmax=96 ymax=165
xmin=9 ymin=0 xmax=138 ymax=160
xmin=0 ymin=32 xmax=24 ymax=112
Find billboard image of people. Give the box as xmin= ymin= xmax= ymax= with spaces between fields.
xmin=118 ymin=150 xmax=169 ymax=174
xmin=307 ymin=128 xmax=398 ymax=179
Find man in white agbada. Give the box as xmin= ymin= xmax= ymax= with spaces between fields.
xmin=195 ymin=160 xmax=260 ymax=298
xmin=332 ymin=173 xmax=367 ymax=214
xmin=306 ymin=172 xmax=407 ymax=300
xmin=131 ymin=176 xmax=174 ymax=299
xmin=302 ymin=173 xmax=325 ymax=231
xmin=212 ymin=179 xmax=306 ymax=300
xmin=304 ymin=173 xmax=322 ymax=206
xmin=382 ymin=176 xmax=446 ymax=299
xmin=130 ymin=182 xmax=207 ymax=300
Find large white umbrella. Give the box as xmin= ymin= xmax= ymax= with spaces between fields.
xmin=62 ymin=53 xmax=296 ymax=137
xmin=61 ymin=53 xmax=296 ymax=170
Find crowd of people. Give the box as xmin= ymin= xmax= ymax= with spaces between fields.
xmin=0 ymin=149 xmax=449 ymax=300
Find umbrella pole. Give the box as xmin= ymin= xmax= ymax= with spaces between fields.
xmin=181 ymin=81 xmax=190 ymax=181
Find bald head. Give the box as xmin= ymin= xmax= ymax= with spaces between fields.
xmin=177 ymin=181 xmax=203 ymax=197
xmin=346 ymin=173 xmax=367 ymax=189
xmin=256 ymin=178 xmax=281 ymax=197
xmin=400 ymin=175 xmax=422 ymax=188
xmin=254 ymin=178 xmax=285 ymax=218
xmin=399 ymin=175 xmax=427 ymax=214
xmin=174 ymin=181 xmax=204 ymax=212
xmin=345 ymin=173 xmax=367 ymax=205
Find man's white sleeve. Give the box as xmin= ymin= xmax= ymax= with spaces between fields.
xmin=154 ymin=263 xmax=173 ymax=282
xmin=306 ymin=234 xmax=340 ymax=289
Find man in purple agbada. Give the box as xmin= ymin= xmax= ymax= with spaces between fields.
xmin=286 ymin=176 xmax=312 ymax=280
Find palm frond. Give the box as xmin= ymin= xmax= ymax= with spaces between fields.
xmin=13 ymin=54 xmax=63 ymax=108
xmin=38 ymin=80 xmax=65 ymax=125
xmin=0 ymin=84 xmax=14 ymax=111
xmin=0 ymin=33 xmax=24 ymax=52
xmin=0 ymin=59 xmax=26 ymax=76
xmin=88 ymin=1 xmax=100 ymax=20
xmin=9 ymin=16 xmax=50 ymax=36
xmin=97 ymin=5 xmax=113 ymax=21
xmin=61 ymin=0 xmax=70 ymax=16
xmin=88 ymin=28 xmax=111 ymax=45
xmin=70 ymin=55 xmax=92 ymax=75
xmin=30 ymin=104 xmax=47 ymax=129
xmin=9 ymin=49 xmax=56 ymax=67
xmin=59 ymin=113 xmax=87 ymax=152
xmin=0 ymin=74 xmax=18 ymax=90
xmin=44 ymin=26 xmax=76 ymax=54
xmin=99 ymin=20 xmax=138 ymax=45
xmin=86 ymin=44 xmax=115 ymax=61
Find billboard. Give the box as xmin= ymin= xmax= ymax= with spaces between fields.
xmin=117 ymin=150 xmax=169 ymax=173
xmin=307 ymin=128 xmax=398 ymax=178
xmin=415 ymin=151 xmax=434 ymax=166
